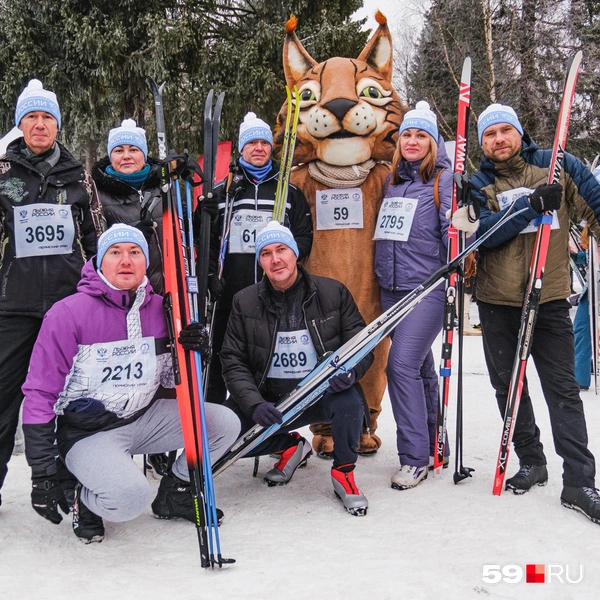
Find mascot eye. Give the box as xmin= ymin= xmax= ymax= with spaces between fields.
xmin=360 ymin=86 xmax=383 ymax=99
xmin=300 ymin=89 xmax=316 ymax=102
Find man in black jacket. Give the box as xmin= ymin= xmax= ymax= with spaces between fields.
xmin=202 ymin=112 xmax=313 ymax=405
xmin=0 ymin=79 xmax=104 ymax=506
xmin=220 ymin=221 xmax=371 ymax=516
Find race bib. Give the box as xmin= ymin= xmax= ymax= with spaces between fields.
xmin=316 ymin=188 xmax=364 ymax=230
xmin=497 ymin=187 xmax=560 ymax=234
xmin=373 ymin=197 xmax=419 ymax=242
xmin=229 ymin=208 xmax=271 ymax=253
xmin=14 ymin=203 xmax=75 ymax=258
xmin=267 ymin=329 xmax=318 ymax=379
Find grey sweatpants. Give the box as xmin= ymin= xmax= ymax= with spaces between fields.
xmin=65 ymin=398 xmax=240 ymax=522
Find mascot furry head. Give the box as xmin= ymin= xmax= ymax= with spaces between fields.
xmin=275 ymin=12 xmax=405 ymax=167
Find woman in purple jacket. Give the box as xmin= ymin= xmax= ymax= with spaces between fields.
xmin=374 ymin=101 xmax=452 ymax=490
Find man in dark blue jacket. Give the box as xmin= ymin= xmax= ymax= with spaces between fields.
xmin=470 ymin=103 xmax=600 ymax=525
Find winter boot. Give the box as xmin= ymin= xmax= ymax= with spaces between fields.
xmin=72 ymin=484 xmax=104 ymax=544
xmin=560 ymin=486 xmax=600 ymax=525
xmin=151 ymin=469 xmax=224 ymax=525
xmin=391 ymin=464 xmax=428 ymax=490
xmin=331 ymin=464 xmax=368 ymax=516
xmin=264 ymin=433 xmax=312 ymax=486
xmin=505 ymin=464 xmax=548 ymax=494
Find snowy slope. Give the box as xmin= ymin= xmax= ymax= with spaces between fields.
xmin=2 ymin=321 xmax=600 ymax=600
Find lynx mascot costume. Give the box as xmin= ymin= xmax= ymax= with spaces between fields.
xmin=277 ymin=13 xmax=406 ymax=455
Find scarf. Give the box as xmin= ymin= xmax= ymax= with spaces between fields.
xmin=106 ymin=164 xmax=151 ymax=190
xmin=20 ymin=141 xmax=61 ymax=176
xmin=307 ymin=159 xmax=376 ymax=188
xmin=239 ymin=157 xmax=272 ymax=183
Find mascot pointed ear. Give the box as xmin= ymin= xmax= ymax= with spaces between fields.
xmin=357 ymin=11 xmax=393 ymax=82
xmin=283 ymin=16 xmax=318 ymax=88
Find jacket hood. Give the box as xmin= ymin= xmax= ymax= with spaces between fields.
xmin=92 ymin=156 xmax=161 ymax=195
xmin=77 ymin=258 xmax=155 ymax=309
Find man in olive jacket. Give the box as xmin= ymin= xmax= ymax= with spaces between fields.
xmin=470 ymin=103 xmax=600 ymax=525
xmin=220 ymin=221 xmax=371 ymax=516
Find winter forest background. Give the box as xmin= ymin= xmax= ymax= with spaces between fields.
xmin=1 ymin=0 xmax=599 ymax=170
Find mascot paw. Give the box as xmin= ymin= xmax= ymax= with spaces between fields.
xmin=312 ymin=435 xmax=334 ymax=460
xmin=357 ymin=432 xmax=381 ymax=456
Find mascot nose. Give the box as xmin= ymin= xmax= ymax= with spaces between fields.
xmin=322 ymin=98 xmax=358 ymax=122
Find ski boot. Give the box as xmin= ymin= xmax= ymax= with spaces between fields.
xmin=331 ymin=464 xmax=368 ymax=516
xmin=264 ymin=433 xmax=312 ymax=486
xmin=73 ymin=484 xmax=104 ymax=544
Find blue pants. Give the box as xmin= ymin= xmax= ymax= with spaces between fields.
xmin=381 ymin=288 xmax=444 ymax=468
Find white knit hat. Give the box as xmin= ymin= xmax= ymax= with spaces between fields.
xmin=238 ymin=112 xmax=273 ymax=152
xmin=399 ymin=101 xmax=438 ymax=141
xmin=107 ymin=119 xmax=148 ymax=159
xmin=15 ymin=79 xmax=61 ymax=129
xmin=477 ymin=103 xmax=523 ymax=145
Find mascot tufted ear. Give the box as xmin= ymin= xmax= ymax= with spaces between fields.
xmin=357 ymin=11 xmax=393 ymax=82
xmin=283 ymin=15 xmax=318 ymax=88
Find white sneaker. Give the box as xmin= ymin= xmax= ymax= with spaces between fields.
xmin=391 ymin=464 xmax=428 ymax=490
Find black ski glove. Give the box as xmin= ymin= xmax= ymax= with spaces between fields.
xmin=528 ymin=183 xmax=563 ymax=213
xmin=31 ymin=475 xmax=70 ymax=524
xmin=135 ymin=216 xmax=155 ymax=243
xmin=207 ymin=273 xmax=225 ymax=301
xmin=178 ymin=322 xmax=211 ymax=355
xmin=166 ymin=152 xmax=204 ymax=186
xmin=252 ymin=402 xmax=283 ymax=427
xmin=201 ymin=196 xmax=219 ymax=220
xmin=328 ymin=369 xmax=357 ymax=393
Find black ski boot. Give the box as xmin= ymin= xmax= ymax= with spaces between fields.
xmin=561 ymin=487 xmax=600 ymax=525
xmin=151 ymin=470 xmax=223 ymax=525
xmin=505 ymin=464 xmax=548 ymax=494
xmin=72 ymin=484 xmax=104 ymax=544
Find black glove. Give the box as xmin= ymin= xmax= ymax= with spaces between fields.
xmin=252 ymin=402 xmax=283 ymax=427
xmin=166 ymin=152 xmax=203 ymax=186
xmin=178 ymin=322 xmax=210 ymax=355
xmin=328 ymin=369 xmax=357 ymax=393
xmin=208 ymin=273 xmax=225 ymax=301
xmin=135 ymin=217 xmax=155 ymax=243
xmin=528 ymin=183 xmax=563 ymax=213
xmin=201 ymin=196 xmax=219 ymax=220
xmin=31 ymin=475 xmax=70 ymax=524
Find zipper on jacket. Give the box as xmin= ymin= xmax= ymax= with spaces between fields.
xmin=257 ymin=316 xmax=280 ymax=392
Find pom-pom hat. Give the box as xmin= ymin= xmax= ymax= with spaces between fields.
xmin=238 ymin=112 xmax=273 ymax=152
xmin=399 ymin=101 xmax=438 ymax=141
xmin=107 ymin=119 xmax=148 ymax=160
xmin=15 ymin=79 xmax=61 ymax=129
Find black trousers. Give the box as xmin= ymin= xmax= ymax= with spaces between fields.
xmin=478 ymin=299 xmax=595 ymax=488
xmin=239 ymin=386 xmax=364 ymax=468
xmin=0 ymin=315 xmax=43 ymax=491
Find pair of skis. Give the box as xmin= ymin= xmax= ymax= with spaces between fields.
xmin=492 ymin=51 xmax=583 ymax=495
xmin=272 ymin=85 xmax=300 ymax=223
xmin=212 ymin=200 xmax=530 ymax=478
xmin=147 ymin=78 xmax=233 ymax=568
xmin=433 ymin=57 xmax=474 ymax=484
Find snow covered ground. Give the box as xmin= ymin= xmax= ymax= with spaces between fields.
xmin=2 ymin=308 xmax=600 ymax=600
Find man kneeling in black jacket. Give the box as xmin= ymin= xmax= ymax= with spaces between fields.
xmin=220 ymin=221 xmax=372 ymax=516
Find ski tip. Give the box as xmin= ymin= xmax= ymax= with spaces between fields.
xmin=285 ymin=15 xmax=298 ymax=34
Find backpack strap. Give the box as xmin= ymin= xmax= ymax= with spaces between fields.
xmin=433 ymin=168 xmax=444 ymax=211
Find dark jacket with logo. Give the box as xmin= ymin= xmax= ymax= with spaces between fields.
xmin=220 ymin=265 xmax=373 ymax=418
xmin=92 ymin=156 xmax=164 ymax=293
xmin=207 ymin=160 xmax=313 ymax=308
xmin=0 ymin=140 xmax=104 ymax=317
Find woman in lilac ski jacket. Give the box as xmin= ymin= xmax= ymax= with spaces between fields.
xmin=373 ymin=101 xmax=452 ymax=491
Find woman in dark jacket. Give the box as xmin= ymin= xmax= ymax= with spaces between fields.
xmin=92 ymin=119 xmax=164 ymax=293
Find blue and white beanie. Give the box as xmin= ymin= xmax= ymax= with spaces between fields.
xmin=477 ymin=103 xmax=523 ymax=145
xmin=107 ymin=119 xmax=148 ymax=160
xmin=15 ymin=79 xmax=61 ymax=129
xmin=238 ymin=112 xmax=273 ymax=152
xmin=399 ymin=101 xmax=438 ymax=141
xmin=255 ymin=221 xmax=299 ymax=261
xmin=96 ymin=224 xmax=150 ymax=270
